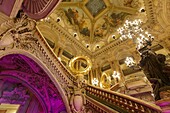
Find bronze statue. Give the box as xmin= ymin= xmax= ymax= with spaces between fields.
xmin=139 ymin=47 xmax=170 ymax=99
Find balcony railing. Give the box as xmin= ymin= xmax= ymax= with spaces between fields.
xmin=86 ymin=84 xmax=162 ymax=113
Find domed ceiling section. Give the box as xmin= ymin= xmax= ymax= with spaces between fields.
xmin=49 ymin=0 xmax=146 ymax=52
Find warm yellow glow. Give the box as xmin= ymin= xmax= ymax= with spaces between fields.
xmin=100 ymin=73 xmax=111 ymax=89
xmin=0 ymin=103 xmax=20 ymax=113
xmin=69 ymin=56 xmax=92 ymax=75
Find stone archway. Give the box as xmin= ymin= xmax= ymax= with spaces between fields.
xmin=0 ymin=54 xmax=67 ymax=113
xmin=0 ymin=76 xmax=46 ymax=113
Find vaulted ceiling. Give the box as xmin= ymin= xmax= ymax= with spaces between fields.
xmin=36 ymin=0 xmax=170 ymax=79
xmin=47 ymin=0 xmax=147 ymax=52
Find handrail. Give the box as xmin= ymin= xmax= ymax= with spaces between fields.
xmin=85 ymin=95 xmax=119 ymax=113
xmin=36 ymin=22 xmax=162 ymax=113
xmin=35 ymin=28 xmax=76 ymax=83
xmin=86 ymin=84 xmax=162 ymax=113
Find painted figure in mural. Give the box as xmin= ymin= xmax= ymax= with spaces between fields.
xmin=123 ymin=0 xmax=141 ymax=8
xmin=100 ymin=12 xmax=129 ymax=35
xmin=95 ymin=13 xmax=127 ymax=38
xmin=94 ymin=23 xmax=107 ymax=37
xmin=65 ymin=8 xmax=90 ymax=36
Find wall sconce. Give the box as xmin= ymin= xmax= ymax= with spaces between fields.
xmin=125 ymin=57 xmax=136 ymax=67
xmin=112 ymin=71 xmax=120 ymax=83
xmin=92 ymin=78 xmax=99 ymax=86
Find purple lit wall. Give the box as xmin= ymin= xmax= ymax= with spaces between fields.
xmin=0 ymin=54 xmax=66 ymax=113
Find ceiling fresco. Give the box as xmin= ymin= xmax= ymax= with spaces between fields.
xmin=64 ymin=7 xmax=91 ymax=37
xmin=48 ymin=0 xmax=145 ymax=51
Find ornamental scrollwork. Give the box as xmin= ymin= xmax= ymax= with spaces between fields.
xmin=0 ymin=12 xmax=37 ymax=51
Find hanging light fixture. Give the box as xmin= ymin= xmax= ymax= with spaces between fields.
xmin=117 ymin=19 xmax=154 ymax=51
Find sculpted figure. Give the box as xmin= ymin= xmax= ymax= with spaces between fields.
xmin=0 ymin=12 xmax=36 ymax=50
xmin=139 ymin=48 xmax=170 ymax=86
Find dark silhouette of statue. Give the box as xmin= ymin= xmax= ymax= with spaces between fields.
xmin=139 ymin=47 xmax=170 ymax=85
xmin=139 ymin=47 xmax=170 ymax=100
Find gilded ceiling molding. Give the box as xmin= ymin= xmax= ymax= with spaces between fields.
xmin=155 ymin=0 xmax=170 ymax=27
xmin=93 ymin=39 xmax=133 ymax=58
xmin=39 ymin=16 xmax=137 ymax=60
xmin=63 ymin=42 xmax=78 ymax=56
xmin=37 ymin=23 xmax=59 ymax=45
xmin=22 ymin=0 xmax=62 ymax=20
xmin=143 ymin=0 xmax=156 ymax=24
xmin=43 ymin=18 xmax=92 ymax=57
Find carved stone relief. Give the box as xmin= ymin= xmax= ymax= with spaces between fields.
xmin=0 ymin=13 xmax=37 ymax=50
xmin=0 ymin=54 xmax=67 ymax=113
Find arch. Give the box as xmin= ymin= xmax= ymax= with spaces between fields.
xmin=64 ymin=42 xmax=78 ymax=55
xmin=0 ymin=50 xmax=71 ymax=112
xmin=0 ymin=75 xmax=48 ymax=113
xmin=22 ymin=0 xmax=62 ymax=20
xmin=100 ymin=72 xmax=111 ymax=89
xmin=113 ymin=45 xmax=132 ymax=61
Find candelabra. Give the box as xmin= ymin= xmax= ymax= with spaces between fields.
xmin=117 ymin=19 xmax=154 ymax=51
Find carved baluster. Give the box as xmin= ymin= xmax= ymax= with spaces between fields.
xmin=99 ymin=90 xmax=101 ymax=98
xmin=111 ymin=94 xmax=116 ymax=105
xmin=136 ymin=103 xmax=145 ymax=113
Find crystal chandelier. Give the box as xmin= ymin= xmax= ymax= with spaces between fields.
xmin=117 ymin=19 xmax=154 ymax=50
xmin=125 ymin=57 xmax=136 ymax=67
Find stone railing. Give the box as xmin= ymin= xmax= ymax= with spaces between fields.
xmin=35 ymin=28 xmax=76 ymax=83
xmin=85 ymin=95 xmax=118 ymax=113
xmin=86 ymin=84 xmax=162 ymax=113
xmin=36 ymin=27 xmax=161 ymax=113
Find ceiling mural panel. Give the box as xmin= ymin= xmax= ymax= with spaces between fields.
xmin=85 ymin=0 xmax=106 ymax=17
xmin=123 ymin=0 xmax=141 ymax=8
xmin=94 ymin=12 xmax=130 ymax=40
xmin=46 ymin=0 xmax=145 ymax=51
xmin=63 ymin=7 xmax=91 ymax=37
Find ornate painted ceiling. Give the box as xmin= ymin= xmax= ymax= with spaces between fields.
xmin=48 ymin=0 xmax=146 ymax=52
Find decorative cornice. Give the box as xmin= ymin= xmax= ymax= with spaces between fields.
xmin=44 ymin=18 xmax=134 ymax=58
xmin=44 ymin=19 xmax=92 ymax=57
xmin=143 ymin=0 xmax=156 ymax=24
